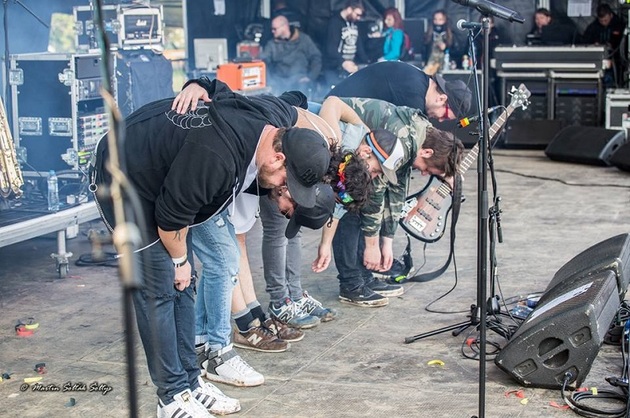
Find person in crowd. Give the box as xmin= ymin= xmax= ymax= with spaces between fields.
xmin=324 ymin=0 xmax=368 ymax=87
xmin=528 ymin=7 xmax=552 ymax=41
xmin=92 ymin=78 xmax=331 ymax=418
xmin=312 ymin=95 xmax=464 ymax=306
xmin=582 ymin=3 xmax=626 ymax=87
xmin=527 ymin=8 xmax=575 ymax=46
xmin=326 ymin=61 xmax=472 ymax=122
xmin=378 ymin=7 xmax=405 ymax=62
xmin=260 ymin=14 xmax=322 ymax=95
xmin=271 ymin=0 xmax=305 ymax=30
xmin=423 ymin=9 xmax=453 ymax=75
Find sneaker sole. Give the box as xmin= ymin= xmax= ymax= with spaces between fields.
xmin=233 ymin=341 xmax=290 ymax=353
xmin=338 ymin=296 xmax=389 ymax=307
xmin=373 ymin=287 xmax=405 ymax=297
xmin=202 ymin=372 xmax=264 ymax=387
xmin=279 ymin=332 xmax=305 ymax=342
xmin=284 ymin=319 xmax=320 ymax=330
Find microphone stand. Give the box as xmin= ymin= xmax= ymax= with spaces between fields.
xmin=93 ymin=1 xmax=144 ymax=417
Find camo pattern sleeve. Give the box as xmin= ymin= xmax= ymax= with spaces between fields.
xmin=338 ymin=97 xmax=431 ymax=238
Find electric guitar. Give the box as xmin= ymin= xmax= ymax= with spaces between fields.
xmin=399 ymin=84 xmax=531 ymax=243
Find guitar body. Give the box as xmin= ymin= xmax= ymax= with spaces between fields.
xmin=399 ymin=176 xmax=453 ymax=243
xmin=398 ymin=83 xmax=531 ymax=244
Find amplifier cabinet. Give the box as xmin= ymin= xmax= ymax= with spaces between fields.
xmin=117 ymin=5 xmax=164 ymax=49
xmin=217 ymin=61 xmax=266 ymax=91
xmin=9 ymin=53 xmax=109 ymax=175
xmin=605 ymin=89 xmax=630 ymax=130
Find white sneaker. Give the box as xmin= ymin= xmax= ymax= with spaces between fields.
xmin=201 ymin=344 xmax=265 ymax=387
xmin=192 ymin=375 xmax=241 ymax=415
xmin=157 ymin=388 xmax=214 ymax=418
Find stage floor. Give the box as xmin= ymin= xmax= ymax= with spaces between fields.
xmin=1 ymin=149 xmax=629 ymax=417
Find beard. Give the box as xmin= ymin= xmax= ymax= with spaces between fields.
xmin=257 ymin=163 xmax=281 ymax=189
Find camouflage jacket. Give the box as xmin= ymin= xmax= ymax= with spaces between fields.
xmin=340 ymin=97 xmax=432 ymax=238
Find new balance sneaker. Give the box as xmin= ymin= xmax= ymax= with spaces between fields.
xmin=233 ymin=318 xmax=289 ymax=353
xmin=192 ymin=375 xmax=240 ymax=415
xmin=268 ymin=297 xmax=320 ymax=329
xmin=199 ymin=344 xmax=264 ymax=387
xmin=157 ymin=389 xmax=213 ymax=418
xmin=365 ymin=278 xmax=404 ymax=297
xmin=294 ymin=290 xmax=338 ymax=322
xmin=339 ymin=285 xmax=389 ymax=308
xmin=263 ymin=317 xmax=305 ymax=342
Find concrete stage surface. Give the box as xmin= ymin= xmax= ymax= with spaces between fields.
xmin=1 ymin=149 xmax=629 ymax=417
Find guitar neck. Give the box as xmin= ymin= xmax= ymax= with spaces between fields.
xmin=457 ymin=106 xmax=515 ymax=177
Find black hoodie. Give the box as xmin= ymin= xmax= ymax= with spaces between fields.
xmin=94 ymin=80 xmax=298 ymax=245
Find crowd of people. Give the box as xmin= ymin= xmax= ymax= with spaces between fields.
xmin=87 ymin=1 xmax=629 ymax=417
xmin=256 ymin=1 xmax=629 ymax=97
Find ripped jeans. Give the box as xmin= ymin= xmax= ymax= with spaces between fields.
xmin=191 ymin=211 xmax=240 ymax=352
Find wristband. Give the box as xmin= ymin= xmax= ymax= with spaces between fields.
xmin=172 ymin=254 xmax=188 ymax=268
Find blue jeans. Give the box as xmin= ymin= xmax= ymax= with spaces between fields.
xmin=259 ymin=195 xmax=303 ymax=304
xmin=332 ymin=211 xmax=372 ymax=292
xmin=191 ymin=212 xmax=239 ymax=352
xmin=133 ymin=234 xmax=199 ymax=404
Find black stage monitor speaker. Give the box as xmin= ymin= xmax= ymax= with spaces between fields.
xmin=494 ymin=269 xmax=619 ymax=389
xmin=502 ymin=119 xmax=565 ymax=149
xmin=544 ymin=126 xmax=627 ymax=166
xmin=610 ymin=141 xmax=630 ymax=172
xmin=540 ymin=233 xmax=630 ymax=304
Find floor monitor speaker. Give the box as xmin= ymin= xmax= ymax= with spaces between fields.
xmin=610 ymin=141 xmax=630 ymax=172
xmin=540 ymin=233 xmax=630 ymax=304
xmin=544 ymin=126 xmax=627 ymax=166
xmin=494 ymin=270 xmax=619 ymax=389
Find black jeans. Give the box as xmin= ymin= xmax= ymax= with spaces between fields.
xmin=332 ymin=211 xmax=372 ymax=293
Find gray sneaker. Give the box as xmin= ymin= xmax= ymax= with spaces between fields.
xmin=294 ymin=291 xmax=338 ymax=322
xmin=268 ymin=297 xmax=320 ymax=329
xmin=339 ymin=285 xmax=389 ymax=308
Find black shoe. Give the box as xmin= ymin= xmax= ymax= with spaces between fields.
xmin=365 ymin=279 xmax=404 ymax=297
xmin=339 ymin=286 xmax=389 ymax=308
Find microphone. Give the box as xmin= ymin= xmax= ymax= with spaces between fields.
xmin=458 ymin=106 xmax=502 ymax=128
xmin=450 ymin=0 xmax=525 ymax=24
xmin=457 ymin=19 xmax=482 ymax=31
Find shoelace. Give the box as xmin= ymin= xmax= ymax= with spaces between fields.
xmin=227 ymin=355 xmax=256 ymax=375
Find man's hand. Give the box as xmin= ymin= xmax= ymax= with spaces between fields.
xmin=171 ymin=83 xmax=211 ymax=114
xmin=174 ymin=261 xmax=193 ymax=291
xmin=341 ymin=60 xmax=359 ymax=74
xmin=312 ymin=243 xmax=332 ymax=273
xmin=363 ymin=236 xmax=382 ymax=271
xmin=380 ymin=237 xmax=394 ymax=271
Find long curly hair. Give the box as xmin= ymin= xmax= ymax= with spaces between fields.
xmin=325 ymin=147 xmax=372 ymax=213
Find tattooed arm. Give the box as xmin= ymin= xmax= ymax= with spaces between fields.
xmin=158 ymin=226 xmax=192 ymax=291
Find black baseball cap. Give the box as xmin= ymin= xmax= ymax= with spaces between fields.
xmin=433 ymin=74 xmax=472 ymax=118
xmin=285 ymin=183 xmax=336 ymax=239
xmin=283 ymin=127 xmax=331 ymax=208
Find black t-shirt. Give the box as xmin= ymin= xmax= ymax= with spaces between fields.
xmin=325 ymin=61 xmax=429 ymax=111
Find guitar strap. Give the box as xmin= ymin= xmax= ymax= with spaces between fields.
xmin=406 ymin=172 xmax=462 ymax=282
